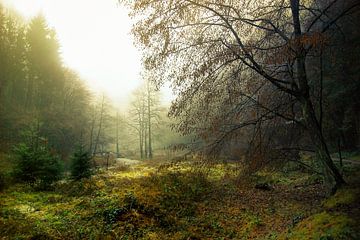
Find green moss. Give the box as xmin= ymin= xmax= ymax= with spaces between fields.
xmin=349 ymin=154 xmax=360 ymax=161
xmin=1 ymin=160 xmax=358 ymax=240
xmin=281 ymin=212 xmax=359 ymax=240
xmin=323 ymin=188 xmax=358 ymax=209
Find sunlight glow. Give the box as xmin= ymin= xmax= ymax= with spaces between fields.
xmin=3 ymin=0 xmax=147 ymax=108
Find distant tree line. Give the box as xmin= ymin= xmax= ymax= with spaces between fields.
xmin=0 ymin=4 xmax=120 ymax=189
xmin=0 ymin=3 xmax=193 ymax=191
xmin=0 ymin=4 xmax=108 ymax=160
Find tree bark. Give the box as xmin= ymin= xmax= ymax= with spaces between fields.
xmin=93 ymin=95 xmax=105 ymax=156
xmin=138 ymin=109 xmax=144 ymax=159
xmin=116 ymin=112 xmax=120 ymax=158
xmin=338 ymin=137 xmax=343 ymax=168
xmin=144 ymin=121 xmax=148 ymax=158
xmin=147 ymin=81 xmax=153 ymax=159
xmin=301 ymin=97 xmax=346 ymax=191
xmin=290 ymin=0 xmax=345 ymax=192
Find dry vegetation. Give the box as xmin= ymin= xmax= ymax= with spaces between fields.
xmin=1 ymin=157 xmax=359 ymax=239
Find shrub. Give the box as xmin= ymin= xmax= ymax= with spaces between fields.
xmin=0 ymin=153 xmax=13 ymax=191
xmin=0 ymin=171 xmax=5 ymax=191
xmin=13 ymin=130 xmax=62 ymax=190
xmin=70 ymin=146 xmax=93 ymax=180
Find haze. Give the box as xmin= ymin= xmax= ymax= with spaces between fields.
xmin=3 ymin=0 xmax=155 ymax=108
xmin=1 ymin=0 xmax=360 ymax=238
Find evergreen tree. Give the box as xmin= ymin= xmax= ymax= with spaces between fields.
xmin=70 ymin=145 xmax=93 ymax=180
xmin=13 ymin=126 xmax=63 ymax=190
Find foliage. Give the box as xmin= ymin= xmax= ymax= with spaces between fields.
xmin=12 ymin=129 xmax=62 ymax=190
xmin=2 ymin=159 xmax=358 ymax=239
xmin=0 ymin=3 xmax=92 ymax=158
xmin=0 ymin=171 xmax=5 ymax=192
xmin=121 ymin=0 xmax=360 ymax=189
xmin=70 ymin=145 xmax=93 ymax=180
xmin=0 ymin=153 xmax=12 ymax=191
xmin=281 ymin=212 xmax=359 ymax=240
xmin=323 ymin=188 xmax=359 ymax=209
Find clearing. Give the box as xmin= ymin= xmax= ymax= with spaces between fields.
xmin=1 ymin=159 xmax=359 ymax=239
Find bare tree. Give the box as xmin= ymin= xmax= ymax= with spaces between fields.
xmin=116 ymin=112 xmax=120 ymax=158
xmin=146 ymin=79 xmax=162 ymax=159
xmin=92 ymin=94 xmax=112 ymax=156
xmin=129 ymin=87 xmax=146 ymax=158
xmin=122 ymin=0 xmax=360 ymax=190
xmin=129 ymin=81 xmax=161 ymax=159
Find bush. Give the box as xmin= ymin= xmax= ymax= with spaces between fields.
xmin=0 ymin=153 xmax=13 ymax=191
xmin=13 ymin=130 xmax=63 ymax=190
xmin=0 ymin=171 xmax=5 ymax=191
xmin=70 ymin=146 xmax=93 ymax=180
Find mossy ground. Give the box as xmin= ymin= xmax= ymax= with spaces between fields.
xmin=1 ymin=159 xmax=359 ymax=239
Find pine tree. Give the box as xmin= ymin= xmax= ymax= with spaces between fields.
xmin=70 ymin=145 xmax=93 ymax=180
xmin=13 ymin=126 xmax=63 ymax=190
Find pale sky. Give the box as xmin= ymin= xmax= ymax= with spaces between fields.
xmin=2 ymin=0 xmax=172 ymax=109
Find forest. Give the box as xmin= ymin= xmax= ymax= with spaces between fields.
xmin=0 ymin=0 xmax=359 ymax=239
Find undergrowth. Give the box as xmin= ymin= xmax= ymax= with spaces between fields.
xmin=0 ymin=159 xmax=359 ymax=239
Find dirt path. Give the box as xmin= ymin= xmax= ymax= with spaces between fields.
xmin=116 ymin=158 xmax=142 ymax=166
xmin=332 ymin=157 xmax=360 ymax=165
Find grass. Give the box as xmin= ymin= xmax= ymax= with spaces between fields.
xmin=0 ymin=159 xmax=359 ymax=239
xmin=323 ymin=188 xmax=359 ymax=209
xmin=279 ymin=212 xmax=358 ymax=240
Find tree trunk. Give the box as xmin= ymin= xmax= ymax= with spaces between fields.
xmin=338 ymin=137 xmax=343 ymax=168
xmin=290 ymin=0 xmax=345 ymax=192
xmin=139 ymin=112 xmax=144 ymax=159
xmin=139 ymin=130 xmax=143 ymax=159
xmin=144 ymin=121 xmax=148 ymax=158
xmin=301 ymin=97 xmax=346 ymax=191
xmin=88 ymin=106 xmax=96 ymax=154
xmin=93 ymin=95 xmax=105 ymax=156
xmin=116 ymin=112 xmax=120 ymax=158
xmin=147 ymin=82 xmax=153 ymax=159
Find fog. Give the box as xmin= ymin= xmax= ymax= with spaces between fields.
xmin=3 ymin=0 xmax=173 ymax=109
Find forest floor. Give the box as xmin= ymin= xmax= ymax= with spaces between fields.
xmin=1 ymin=156 xmax=359 ymax=240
